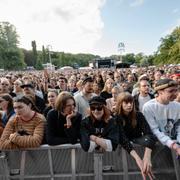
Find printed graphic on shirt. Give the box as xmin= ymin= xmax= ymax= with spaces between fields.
xmin=164 ymin=119 xmax=180 ymax=139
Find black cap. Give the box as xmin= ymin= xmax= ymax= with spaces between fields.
xmin=89 ymin=96 xmax=106 ymax=106
xmin=21 ymin=83 xmax=34 ymax=89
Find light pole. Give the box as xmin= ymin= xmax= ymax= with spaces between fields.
xmin=47 ymin=45 xmax=52 ymax=71
xmin=118 ymin=42 xmax=125 ymax=62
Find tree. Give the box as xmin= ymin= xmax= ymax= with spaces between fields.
xmin=154 ymin=26 xmax=180 ymax=64
xmin=0 ymin=22 xmax=25 ymax=70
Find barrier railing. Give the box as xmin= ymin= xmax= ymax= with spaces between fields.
xmin=0 ymin=144 xmax=179 ymax=180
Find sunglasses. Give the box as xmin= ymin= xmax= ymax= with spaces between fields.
xmin=90 ymin=105 xmax=103 ymax=111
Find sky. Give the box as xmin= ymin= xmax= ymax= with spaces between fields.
xmin=0 ymin=0 xmax=180 ymax=57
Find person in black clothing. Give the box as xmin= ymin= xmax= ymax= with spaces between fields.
xmin=115 ymin=92 xmax=156 ymax=180
xmin=100 ymin=78 xmax=114 ymax=100
xmin=43 ymin=89 xmax=58 ymax=118
xmin=46 ymin=91 xmax=82 ymax=145
xmin=21 ymin=83 xmax=46 ymax=113
xmin=80 ymin=96 xmax=119 ymax=152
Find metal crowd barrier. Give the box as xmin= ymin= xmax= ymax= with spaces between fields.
xmin=0 ymin=144 xmax=179 ymax=180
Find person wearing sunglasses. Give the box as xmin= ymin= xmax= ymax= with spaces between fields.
xmin=80 ymin=96 xmax=119 ymax=152
xmin=46 ymin=92 xmax=82 ymax=145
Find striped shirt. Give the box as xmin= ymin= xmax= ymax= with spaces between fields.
xmin=0 ymin=112 xmax=46 ymax=150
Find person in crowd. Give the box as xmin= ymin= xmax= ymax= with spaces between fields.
xmin=80 ymin=96 xmax=119 ymax=152
xmin=0 ymin=95 xmax=46 ymax=149
xmin=13 ymin=79 xmax=23 ymax=96
xmin=106 ymin=86 xmax=123 ymax=115
xmin=100 ymin=78 xmax=114 ymax=100
xmin=143 ymin=78 xmax=180 ymax=156
xmin=46 ymin=92 xmax=82 ymax=145
xmin=74 ymin=77 xmax=96 ymax=118
xmin=115 ymin=92 xmax=156 ymax=180
xmin=0 ymin=94 xmax=15 ymax=127
xmin=43 ymin=89 xmax=58 ymax=118
xmin=55 ymin=77 xmax=68 ymax=91
xmin=93 ymin=81 xmax=103 ymax=96
xmin=125 ymin=74 xmax=136 ymax=93
xmin=21 ymin=83 xmax=46 ymax=113
xmin=67 ymin=78 xmax=78 ymax=94
xmin=133 ymin=78 xmax=154 ymax=112
xmin=175 ymin=86 xmax=180 ymax=103
xmin=0 ymin=78 xmax=16 ymax=97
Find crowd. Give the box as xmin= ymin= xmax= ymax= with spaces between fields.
xmin=0 ymin=65 xmax=179 ymax=180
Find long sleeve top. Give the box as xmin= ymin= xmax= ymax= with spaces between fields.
xmin=0 ymin=112 xmax=46 ymax=150
xmin=80 ymin=116 xmax=119 ymax=152
xmin=46 ymin=109 xmax=82 ymax=145
xmin=116 ymin=111 xmax=156 ymax=153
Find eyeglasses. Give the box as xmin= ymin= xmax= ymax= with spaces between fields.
xmin=90 ymin=105 xmax=103 ymax=111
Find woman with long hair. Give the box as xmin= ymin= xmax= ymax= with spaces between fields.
xmin=0 ymin=94 xmax=15 ymax=127
xmin=115 ymin=92 xmax=156 ymax=180
xmin=80 ymin=96 xmax=119 ymax=152
xmin=43 ymin=89 xmax=58 ymax=118
xmin=100 ymin=78 xmax=114 ymax=100
xmin=0 ymin=95 xmax=45 ymax=149
xmin=46 ymin=91 xmax=82 ymax=145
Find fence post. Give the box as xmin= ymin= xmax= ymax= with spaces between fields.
xmin=94 ymin=153 xmax=103 ymax=180
xmin=171 ymin=150 xmax=180 ymax=180
xmin=0 ymin=152 xmax=9 ymax=180
xmin=71 ymin=149 xmax=76 ymax=180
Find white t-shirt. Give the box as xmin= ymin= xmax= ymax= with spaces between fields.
xmin=138 ymin=94 xmax=151 ymax=112
xmin=143 ymin=99 xmax=180 ymax=147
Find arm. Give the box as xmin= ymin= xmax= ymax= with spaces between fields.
xmin=46 ymin=111 xmax=70 ymax=145
xmin=64 ymin=113 xmax=82 ymax=144
xmin=0 ymin=119 xmax=18 ymax=149
xmin=143 ymin=105 xmax=174 ymax=148
xmin=9 ymin=118 xmax=45 ymax=148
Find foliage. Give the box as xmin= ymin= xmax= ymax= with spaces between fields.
xmin=0 ymin=22 xmax=25 ymax=70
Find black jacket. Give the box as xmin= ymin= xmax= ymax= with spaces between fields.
xmin=80 ymin=116 xmax=119 ymax=152
xmin=46 ymin=109 xmax=82 ymax=145
xmin=116 ymin=112 xmax=156 ymax=153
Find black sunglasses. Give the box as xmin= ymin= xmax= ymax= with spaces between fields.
xmin=90 ymin=105 xmax=103 ymax=111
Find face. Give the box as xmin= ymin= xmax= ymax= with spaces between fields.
xmin=112 ymin=88 xmax=119 ymax=100
xmin=1 ymin=80 xmax=10 ymax=93
xmin=23 ymin=87 xmax=34 ymax=95
xmin=13 ymin=102 xmax=31 ymax=116
xmin=90 ymin=104 xmax=104 ymax=120
xmin=106 ymin=79 xmax=114 ymax=90
xmin=48 ymin=92 xmax=57 ymax=105
xmin=0 ymin=98 xmax=8 ymax=110
xmin=59 ymin=79 xmax=67 ymax=90
xmin=159 ymin=87 xmax=178 ymax=102
xmin=83 ymin=82 xmax=94 ymax=94
xmin=122 ymin=101 xmax=133 ymax=114
xmin=154 ymin=72 xmax=161 ymax=81
xmin=139 ymin=80 xmax=150 ymax=94
xmin=63 ymin=99 xmax=75 ymax=115
xmin=14 ymin=80 xmax=22 ymax=91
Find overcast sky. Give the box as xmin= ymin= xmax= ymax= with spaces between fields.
xmin=0 ymin=0 xmax=180 ymax=56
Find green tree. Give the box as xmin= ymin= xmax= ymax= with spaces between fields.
xmin=0 ymin=22 xmax=25 ymax=69
xmin=154 ymin=26 xmax=180 ymax=64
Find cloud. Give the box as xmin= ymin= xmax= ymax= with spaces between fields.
xmin=0 ymin=0 xmax=106 ymax=54
xmin=130 ymin=0 xmax=144 ymax=7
